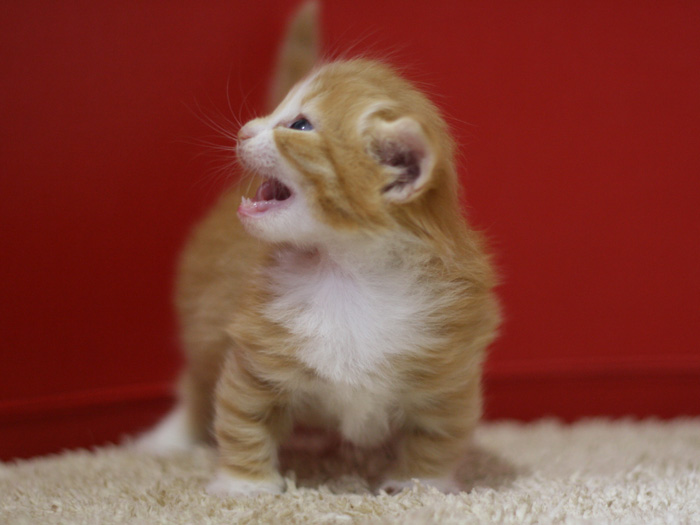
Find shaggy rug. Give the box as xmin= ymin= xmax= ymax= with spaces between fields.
xmin=1 ymin=419 xmax=698 ymax=524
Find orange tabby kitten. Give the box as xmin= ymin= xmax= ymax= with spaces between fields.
xmin=138 ymin=7 xmax=499 ymax=498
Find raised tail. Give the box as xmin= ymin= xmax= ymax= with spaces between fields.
xmin=267 ymin=1 xmax=321 ymax=111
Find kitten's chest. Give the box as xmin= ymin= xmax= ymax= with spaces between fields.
xmin=263 ymin=252 xmax=431 ymax=385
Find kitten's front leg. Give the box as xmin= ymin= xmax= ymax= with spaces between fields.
xmin=207 ymin=355 xmax=290 ymax=498
xmin=380 ymin=416 xmax=474 ymax=495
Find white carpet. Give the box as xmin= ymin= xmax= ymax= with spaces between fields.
xmin=2 ymin=419 xmax=699 ymax=524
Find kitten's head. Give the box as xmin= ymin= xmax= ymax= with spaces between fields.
xmin=236 ymin=59 xmax=460 ymax=247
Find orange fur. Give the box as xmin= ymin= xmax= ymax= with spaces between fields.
xmin=167 ymin=58 xmax=501 ymax=495
xmin=268 ymin=1 xmax=320 ymax=111
xmin=141 ymin=3 xmax=500 ymax=497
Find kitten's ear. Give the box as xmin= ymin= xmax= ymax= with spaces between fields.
xmin=371 ymin=117 xmax=435 ymax=202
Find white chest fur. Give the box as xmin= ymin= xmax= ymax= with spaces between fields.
xmin=263 ymin=247 xmax=435 ymax=387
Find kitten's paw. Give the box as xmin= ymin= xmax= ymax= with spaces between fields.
xmin=206 ymin=471 xmax=285 ymax=498
xmin=131 ymin=406 xmax=197 ymax=455
xmin=379 ymin=475 xmax=461 ymax=495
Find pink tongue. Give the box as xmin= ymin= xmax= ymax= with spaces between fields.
xmin=253 ymin=178 xmax=292 ymax=201
xmin=255 ymin=180 xmax=275 ymax=202
xmin=238 ymin=178 xmax=291 ymax=218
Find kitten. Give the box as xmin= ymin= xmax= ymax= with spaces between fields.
xmin=138 ymin=5 xmax=500 ymax=498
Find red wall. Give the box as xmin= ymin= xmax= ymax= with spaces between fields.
xmin=2 ymin=1 xmax=699 ymax=460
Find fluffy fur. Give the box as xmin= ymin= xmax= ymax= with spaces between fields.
xmin=138 ymin=5 xmax=500 ymax=499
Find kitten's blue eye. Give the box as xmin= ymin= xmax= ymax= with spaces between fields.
xmin=289 ymin=117 xmax=313 ymax=131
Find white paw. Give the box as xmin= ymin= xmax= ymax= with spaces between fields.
xmin=131 ymin=406 xmax=197 ymax=455
xmin=206 ymin=470 xmax=285 ymax=498
xmin=379 ymin=475 xmax=461 ymax=495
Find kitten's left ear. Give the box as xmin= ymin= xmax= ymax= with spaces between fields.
xmin=371 ymin=117 xmax=435 ymax=202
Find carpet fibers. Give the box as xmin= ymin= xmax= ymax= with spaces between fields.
xmin=2 ymin=419 xmax=699 ymax=524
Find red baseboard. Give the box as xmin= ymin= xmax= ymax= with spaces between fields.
xmin=484 ymin=370 xmax=700 ymax=421
xmin=2 ymin=363 xmax=699 ymax=460
xmin=0 ymin=383 xmax=175 ymax=461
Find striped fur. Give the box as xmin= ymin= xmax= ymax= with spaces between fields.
xmin=138 ymin=25 xmax=500 ymax=496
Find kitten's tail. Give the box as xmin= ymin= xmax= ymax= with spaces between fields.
xmin=267 ymin=1 xmax=321 ymax=111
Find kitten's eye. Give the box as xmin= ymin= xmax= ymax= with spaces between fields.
xmin=289 ymin=117 xmax=313 ymax=131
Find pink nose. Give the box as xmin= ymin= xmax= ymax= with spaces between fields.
xmin=238 ymin=125 xmax=256 ymax=141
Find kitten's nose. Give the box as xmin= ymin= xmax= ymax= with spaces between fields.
xmin=238 ymin=125 xmax=255 ymax=141
xmin=239 ymin=119 xmax=268 ymax=141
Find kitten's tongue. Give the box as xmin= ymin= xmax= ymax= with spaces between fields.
xmin=238 ymin=178 xmax=292 ymax=217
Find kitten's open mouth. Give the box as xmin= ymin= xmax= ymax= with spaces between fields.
xmin=238 ymin=177 xmax=293 ymax=217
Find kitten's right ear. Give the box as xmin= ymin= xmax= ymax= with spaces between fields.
xmin=371 ymin=117 xmax=435 ymax=203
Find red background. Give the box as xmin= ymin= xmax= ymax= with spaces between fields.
xmin=2 ymin=1 xmax=699 ymax=460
